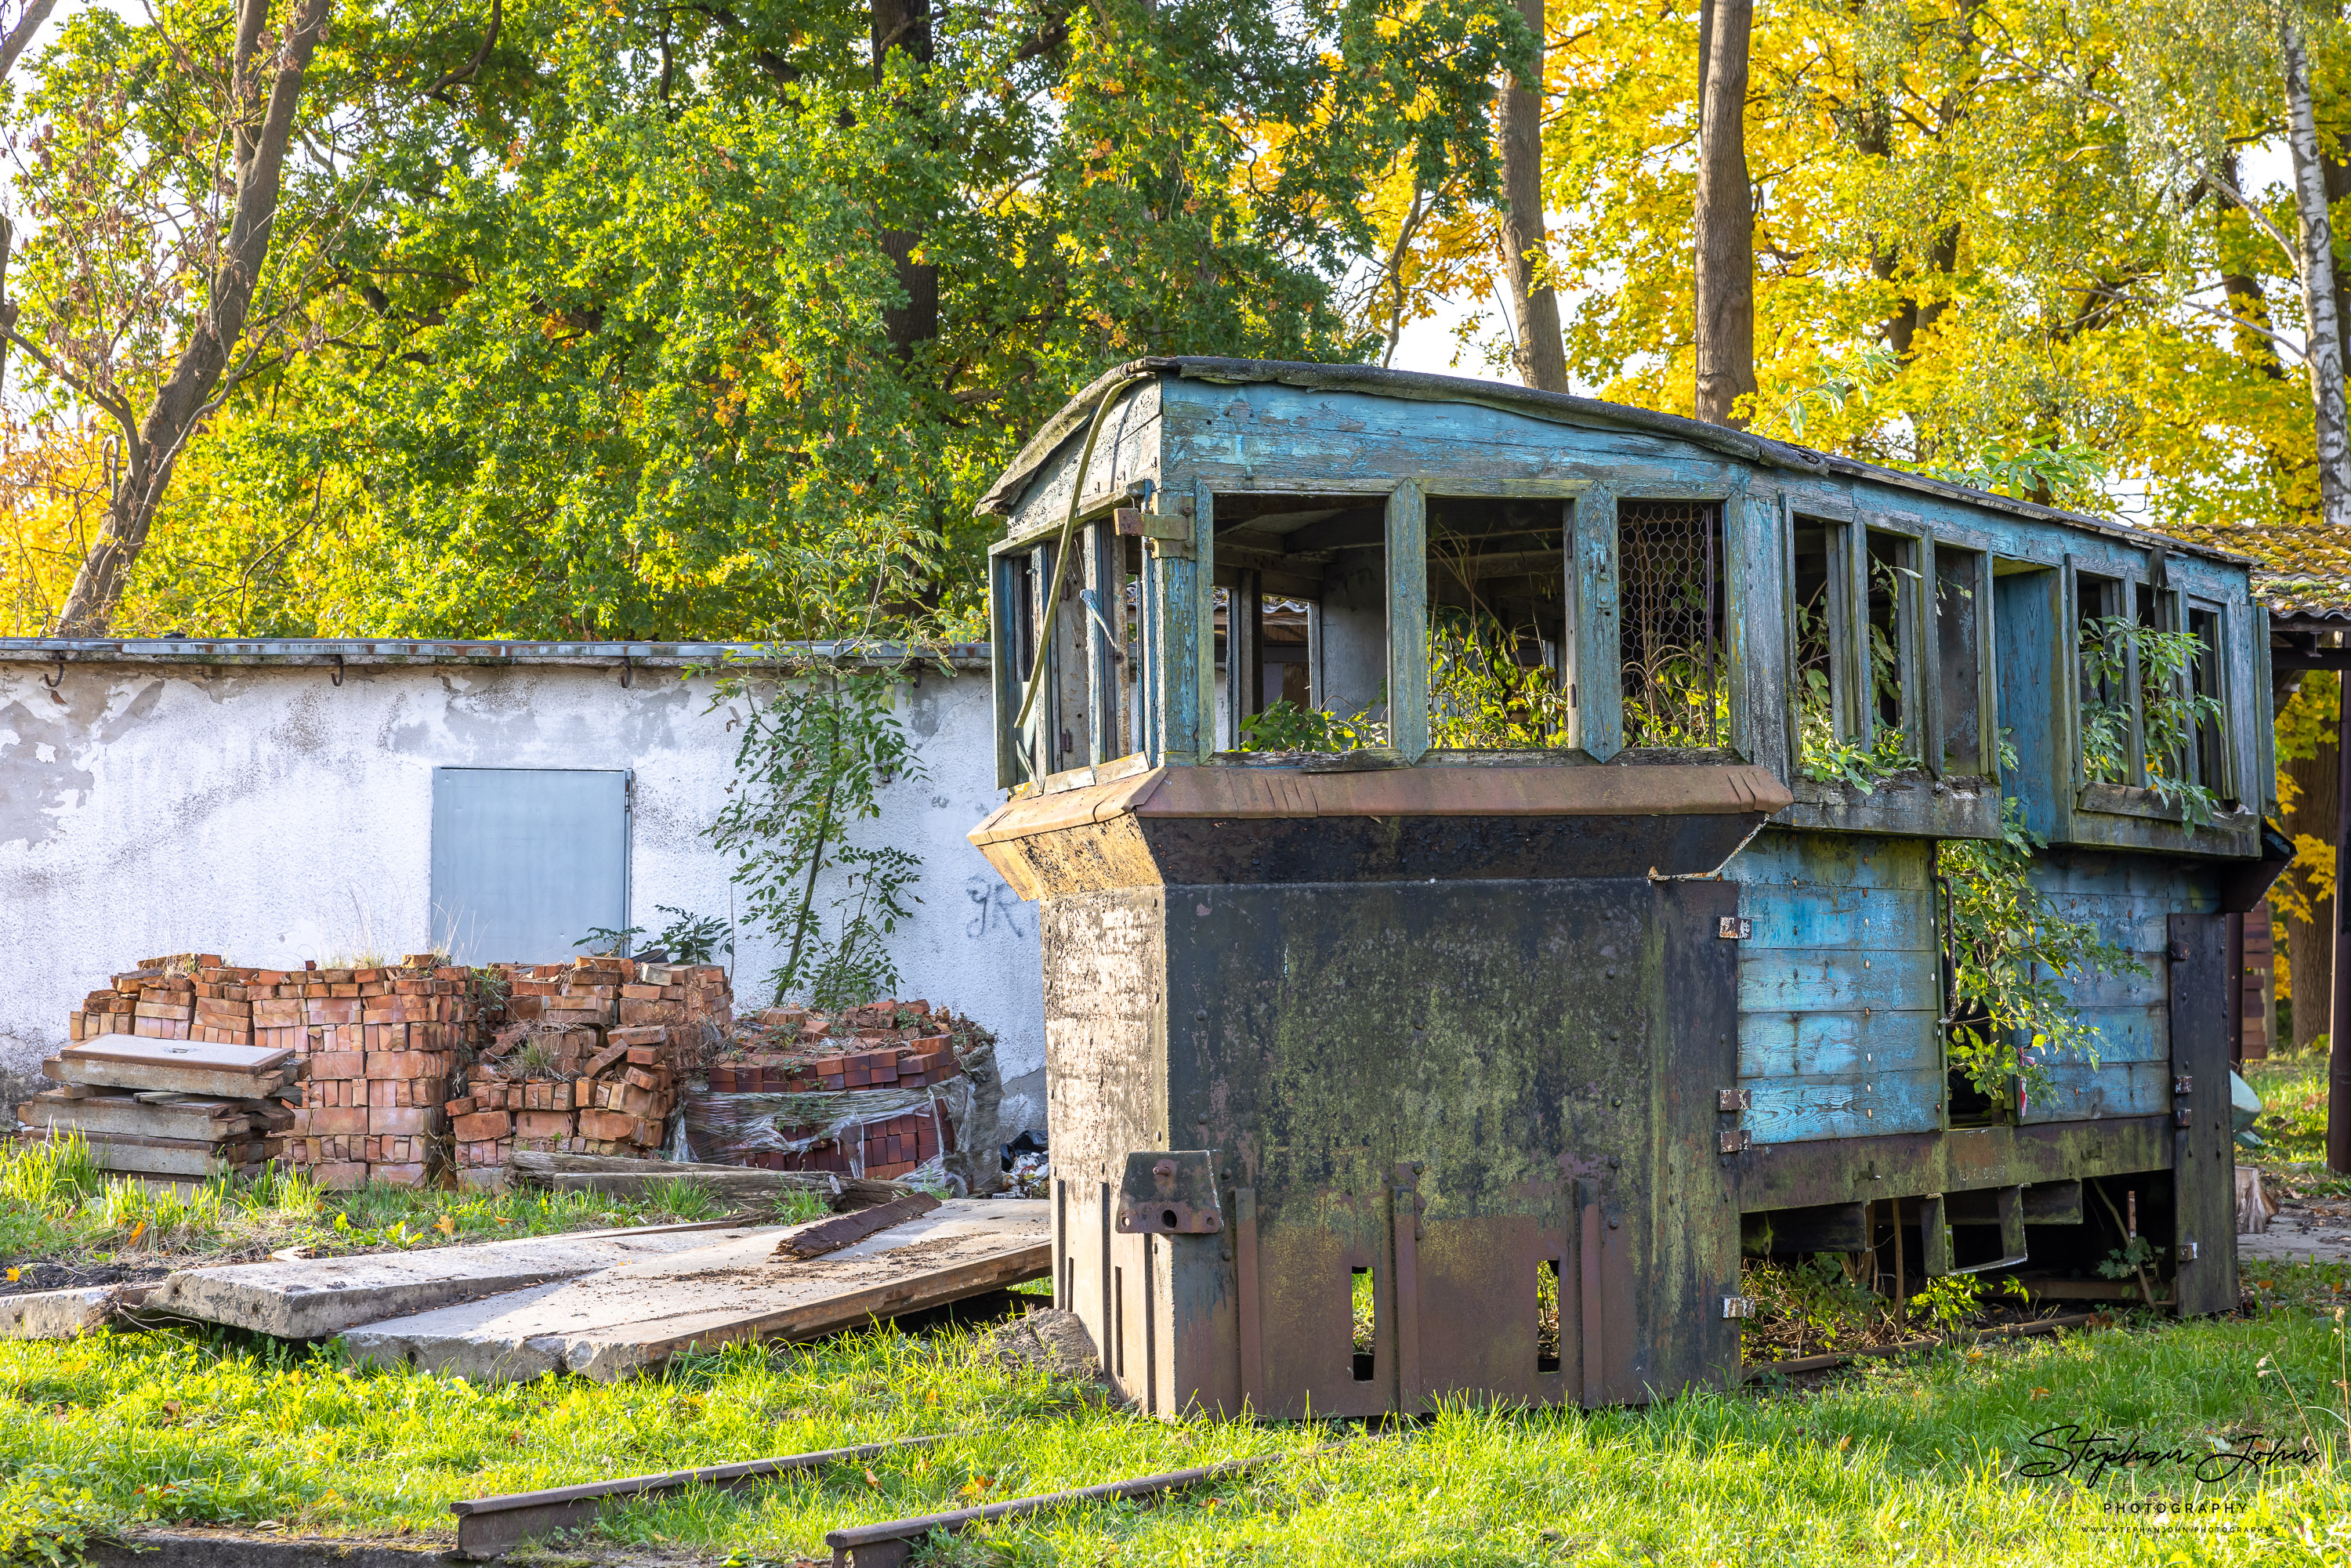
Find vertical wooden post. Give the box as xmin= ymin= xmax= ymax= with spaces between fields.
xmin=1386 ymin=482 xmax=1429 ymax=761
xmin=1225 ymin=568 xmax=1262 ymax=747
xmin=1085 ymin=521 xmax=1124 ymax=766
xmin=1918 ymin=534 xmax=1942 ymax=777
xmin=1570 ymin=487 xmax=1622 ymax=759
xmin=1193 ymin=483 xmax=1219 ymax=757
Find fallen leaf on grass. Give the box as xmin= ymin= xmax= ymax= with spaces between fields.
xmin=2030 ymin=1388 xmax=2049 ymax=1400
xmin=865 ymin=1469 xmax=882 ymax=1490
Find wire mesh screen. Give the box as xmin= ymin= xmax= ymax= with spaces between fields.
xmin=1617 ymin=500 xmax=1724 ymax=748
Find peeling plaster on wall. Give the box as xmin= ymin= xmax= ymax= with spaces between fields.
xmin=0 ymin=661 xmax=1045 ymax=1140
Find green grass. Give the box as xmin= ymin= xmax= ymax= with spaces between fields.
xmin=0 ymin=1134 xmax=830 ymax=1274
xmin=2 ymin=1284 xmax=2350 ymax=1564
xmin=2239 ymin=1056 xmax=2351 ymax=1198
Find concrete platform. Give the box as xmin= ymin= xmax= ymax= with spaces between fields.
xmin=141 ymin=1219 xmax=759 ymax=1338
xmin=340 ymin=1199 xmax=1050 ymax=1381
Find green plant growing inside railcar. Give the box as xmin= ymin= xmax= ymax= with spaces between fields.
xmin=1938 ymin=779 xmax=2141 ymax=1106
xmin=2078 ymin=614 xmax=2223 ymax=827
xmin=1795 ymin=557 xmax=1922 ymax=789
xmin=1428 ymin=606 xmax=1574 ymax=748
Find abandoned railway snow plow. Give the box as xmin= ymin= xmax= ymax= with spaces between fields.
xmin=966 ymin=358 xmax=2281 ymax=1418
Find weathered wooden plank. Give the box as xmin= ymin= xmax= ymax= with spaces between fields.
xmin=2029 ymin=1004 xmax=2168 ymax=1065
xmin=2016 ymin=1060 xmax=2168 ymax=1124
xmin=1732 ymin=483 xmax=1788 ymax=777
xmin=1738 ymin=948 xmax=1938 ymax=1014
xmin=1386 ymin=481 xmax=1429 ymax=762
xmin=1726 ymin=830 xmax=1933 ymax=891
xmin=1737 ymin=1009 xmax=1940 ymax=1081
xmin=1738 ymin=882 xmax=1936 ymax=952
xmin=1004 ymin=387 xmax=1162 ymax=545
xmin=1190 ymin=483 xmax=1218 ymax=759
xmin=1748 ymin=1068 xmax=1944 ymax=1144
xmin=2053 ymin=965 xmax=2165 ymax=1010
xmin=1572 ymin=486 xmax=1622 ymax=759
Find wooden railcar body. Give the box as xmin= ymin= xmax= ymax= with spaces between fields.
xmin=968 ymin=358 xmax=2280 ymax=1416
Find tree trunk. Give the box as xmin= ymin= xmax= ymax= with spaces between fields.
xmin=1497 ymin=0 xmax=1567 ymax=393
xmin=51 ymin=0 xmax=334 ymax=636
xmin=2281 ymin=6 xmax=2351 ymax=529
xmin=2289 ymin=675 xmax=2341 ymax=1052
xmin=1693 ymin=0 xmax=1755 ymax=426
xmin=873 ymin=0 xmax=937 ymax=359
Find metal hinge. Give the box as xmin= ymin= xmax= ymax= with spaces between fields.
xmin=1718 ymin=916 xmax=1751 ymax=940
xmin=2173 ymin=1074 xmax=2193 ymax=1095
xmin=1722 ymin=1295 xmax=1756 ymax=1320
xmin=2174 ymin=1106 xmax=2193 ymax=1128
xmin=1719 ymin=1128 xmax=1752 ymax=1154
xmin=2179 ymin=1240 xmax=2200 ymax=1262
xmin=1719 ymin=1088 xmax=1752 ymax=1113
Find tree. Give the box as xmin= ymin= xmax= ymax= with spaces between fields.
xmin=7 ymin=0 xmax=338 ymax=635
xmin=2280 ymin=1 xmax=2349 ymax=527
xmin=1498 ymin=0 xmax=1567 ymax=391
xmin=1692 ymin=0 xmax=1754 ymax=426
xmin=0 ymin=0 xmax=1524 ymax=640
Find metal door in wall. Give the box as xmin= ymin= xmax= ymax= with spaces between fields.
xmin=430 ymin=768 xmax=630 ymax=963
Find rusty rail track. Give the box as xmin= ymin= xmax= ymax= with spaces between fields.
xmin=823 ymin=1447 xmax=1326 ymax=1567
xmin=449 ymin=1435 xmax=952 ymax=1558
xmin=1742 ymin=1309 xmax=2103 ymax=1380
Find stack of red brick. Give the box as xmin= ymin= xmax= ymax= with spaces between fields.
xmin=446 ymin=957 xmax=730 ymax=1183
xmin=688 ymin=999 xmax=971 ymax=1180
xmin=72 ymin=954 xmax=263 ymax=1045
xmin=263 ymin=957 xmax=480 ymax=1189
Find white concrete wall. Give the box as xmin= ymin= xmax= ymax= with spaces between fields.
xmin=0 ymin=657 xmax=1046 ymax=1135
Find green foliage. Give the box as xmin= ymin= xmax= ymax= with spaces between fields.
xmin=648 ymin=907 xmax=733 ymax=967
xmin=2078 ymin=614 xmax=2225 ymax=826
xmin=1237 ymin=698 xmax=1380 ymax=754
xmin=1427 ymin=607 xmax=1572 ymax=748
xmin=0 ymin=1476 xmax=137 ymax=1567
xmin=2 ymin=1298 xmax=2349 ymax=1556
xmin=1939 ymin=794 xmax=2142 ymax=1104
xmin=2099 ymin=1234 xmax=2163 ymax=1281
xmin=1909 ymin=1274 xmax=1987 ymax=1339
xmin=5 ymin=0 xmax=1533 ymax=639
xmin=1793 ymin=557 xmax=1922 ymax=789
xmin=1744 ymin=1255 xmax=1885 ymax=1358
xmin=707 ymin=660 xmax=926 ymax=1009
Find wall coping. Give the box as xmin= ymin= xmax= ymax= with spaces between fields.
xmin=0 ymin=639 xmax=991 ymax=672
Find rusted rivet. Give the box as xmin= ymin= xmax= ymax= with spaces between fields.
xmin=1194 ymin=1009 xmax=1208 ymax=1021
xmin=1152 ymin=1159 xmax=1176 ymax=1180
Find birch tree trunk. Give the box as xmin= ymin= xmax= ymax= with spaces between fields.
xmin=1694 ymin=0 xmax=1755 ymax=427
xmin=2282 ymin=4 xmax=2351 ymax=529
xmin=49 ymin=0 xmax=334 ymax=636
xmin=1497 ymin=0 xmax=1567 ymax=393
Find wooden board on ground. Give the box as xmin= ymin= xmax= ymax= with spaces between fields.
xmin=339 ymin=1199 xmax=1050 ymax=1382
xmin=143 ymin=1219 xmax=766 ymax=1338
xmin=44 ymin=1056 xmax=290 ymax=1101
xmin=18 ymin=1093 xmax=252 ymax=1142
xmin=19 ymin=1127 xmax=265 ymax=1178
xmin=507 ymin=1150 xmax=907 ymax=1208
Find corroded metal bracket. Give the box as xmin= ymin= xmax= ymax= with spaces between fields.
xmin=1115 ymin=1150 xmax=1223 ymax=1234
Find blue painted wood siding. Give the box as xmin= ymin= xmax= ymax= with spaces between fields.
xmin=2016 ymin=856 xmax=2213 ymax=1124
xmin=1727 ymin=829 xmax=1944 ymax=1143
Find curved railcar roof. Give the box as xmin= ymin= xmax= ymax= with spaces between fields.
xmin=980 ymin=356 xmax=2255 ymax=569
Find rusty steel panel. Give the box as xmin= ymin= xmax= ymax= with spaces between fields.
xmin=2168 ymin=913 xmax=2237 ymax=1315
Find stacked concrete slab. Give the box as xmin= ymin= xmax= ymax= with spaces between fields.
xmin=22 ymin=1037 xmax=300 ymax=1183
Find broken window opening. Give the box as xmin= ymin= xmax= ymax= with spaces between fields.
xmin=1617 ymin=500 xmax=1726 ymax=750
xmin=1863 ymin=531 xmax=1922 ymax=773
xmin=1212 ymin=492 xmax=1388 ymax=753
xmin=1350 ymin=1266 xmax=1376 ymax=1382
xmin=2076 ymin=570 xmax=2132 ymax=786
xmin=1791 ymin=516 xmax=1849 ymax=777
xmin=1935 ymin=549 xmax=1987 ymax=777
xmin=1537 ymin=1258 xmax=1562 ymax=1374
xmin=1425 ymin=496 xmax=1569 ymax=749
xmin=2187 ymin=606 xmax=2231 ymax=802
